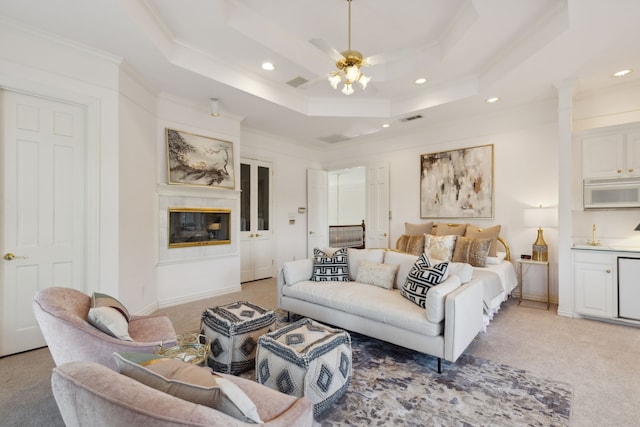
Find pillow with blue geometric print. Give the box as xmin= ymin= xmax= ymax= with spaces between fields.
xmin=400 ymin=253 xmax=449 ymax=308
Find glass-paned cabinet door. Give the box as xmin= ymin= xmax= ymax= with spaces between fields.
xmin=241 ymin=163 xmax=251 ymax=231
xmin=257 ymin=165 xmax=269 ymax=230
xmin=240 ymin=159 xmax=272 ymax=233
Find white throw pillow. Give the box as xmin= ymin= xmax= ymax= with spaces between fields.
xmin=356 ymin=260 xmax=399 ymax=290
xmin=447 ymin=262 xmax=474 ymax=283
xmin=88 ymin=306 xmax=133 ymax=341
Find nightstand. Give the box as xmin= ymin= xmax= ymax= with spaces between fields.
xmin=516 ymin=259 xmax=550 ymax=310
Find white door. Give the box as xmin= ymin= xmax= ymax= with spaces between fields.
xmin=240 ymin=159 xmax=274 ymax=282
xmin=307 ymin=169 xmax=328 ymax=257
xmin=365 ymin=163 xmax=390 ymax=248
xmin=1 ymin=90 xmax=86 ymax=356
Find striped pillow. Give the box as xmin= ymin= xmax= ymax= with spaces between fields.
xmin=401 ymin=253 xmax=449 ymax=308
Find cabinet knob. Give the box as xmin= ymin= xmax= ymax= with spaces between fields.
xmin=629 ymin=168 xmax=634 ymax=173
xmin=617 ymin=169 xmax=622 ymax=173
xmin=606 ymin=269 xmax=611 ymax=273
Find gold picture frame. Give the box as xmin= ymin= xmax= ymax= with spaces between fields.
xmin=166 ymin=128 xmax=235 ymax=189
xmin=420 ymin=144 xmax=494 ymax=219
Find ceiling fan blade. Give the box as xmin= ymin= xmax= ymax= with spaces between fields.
xmin=309 ymin=38 xmax=345 ymax=62
xmin=365 ymin=45 xmax=422 ymax=66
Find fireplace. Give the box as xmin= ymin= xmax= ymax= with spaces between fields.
xmin=168 ymin=207 xmax=231 ymax=248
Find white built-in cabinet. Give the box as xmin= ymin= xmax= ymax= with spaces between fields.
xmin=582 ymin=129 xmax=640 ymax=179
xmin=572 ymin=249 xmax=614 ymax=318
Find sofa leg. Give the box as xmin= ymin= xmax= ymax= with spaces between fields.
xmin=437 ymin=358 xmax=442 ymax=373
xmin=287 ymin=311 xmax=290 ymax=322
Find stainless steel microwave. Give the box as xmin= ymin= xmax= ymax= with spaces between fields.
xmin=584 ymin=177 xmax=640 ymax=209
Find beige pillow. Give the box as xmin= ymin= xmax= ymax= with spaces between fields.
xmin=356 ymin=260 xmax=399 ymax=289
xmin=396 ymin=234 xmax=410 ymax=252
xmin=114 ymin=353 xmax=262 ymax=423
xmin=452 ymin=236 xmax=492 ymax=267
xmin=405 ymin=221 xmax=433 ymax=236
xmin=405 ymin=235 xmax=425 ymax=256
xmin=434 ymin=223 xmax=467 ymax=236
xmin=465 ymin=225 xmax=501 ymax=257
xmin=92 ymin=292 xmax=131 ymax=321
xmin=424 ymin=234 xmax=457 ymax=261
xmin=88 ymin=307 xmax=133 ymax=341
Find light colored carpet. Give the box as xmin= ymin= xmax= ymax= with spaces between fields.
xmin=2 ymin=278 xmax=640 ymax=426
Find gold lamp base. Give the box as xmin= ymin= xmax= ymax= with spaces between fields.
xmin=532 ymin=227 xmax=548 ymax=262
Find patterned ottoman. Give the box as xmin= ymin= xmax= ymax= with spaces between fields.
xmin=256 ymin=318 xmax=352 ymax=417
xmin=200 ymin=301 xmax=275 ymax=375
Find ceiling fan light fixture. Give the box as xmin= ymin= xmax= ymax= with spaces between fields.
xmin=358 ymin=74 xmax=371 ymax=89
xmin=328 ymin=73 xmax=341 ymax=89
xmin=341 ymin=83 xmax=355 ymax=95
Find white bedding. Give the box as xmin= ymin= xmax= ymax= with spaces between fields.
xmin=472 ymin=261 xmax=518 ymax=327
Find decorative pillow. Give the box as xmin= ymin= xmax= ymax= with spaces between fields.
xmin=405 ymin=235 xmax=425 ymax=256
xmin=88 ymin=306 xmax=133 ymax=341
xmin=382 ymin=250 xmax=420 ymax=289
xmin=447 ymin=262 xmax=474 ymax=283
xmin=396 ymin=234 xmax=410 ymax=252
xmin=452 ymin=236 xmax=492 ymax=267
xmin=114 ymin=352 xmax=262 ymax=424
xmin=356 ymin=260 xmax=399 ymax=290
xmin=424 ymin=234 xmax=457 ymax=261
xmin=434 ymin=223 xmax=467 ymax=236
xmin=92 ymin=292 xmax=131 ymax=322
xmin=310 ymin=248 xmax=350 ymax=281
xmin=465 ymin=225 xmax=501 ymax=256
xmin=401 ymin=253 xmax=449 ymax=308
xmin=405 ymin=221 xmax=433 ymax=236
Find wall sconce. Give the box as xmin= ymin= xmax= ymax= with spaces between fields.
xmin=210 ymin=98 xmax=220 ymax=117
xmin=524 ymin=205 xmax=558 ymax=261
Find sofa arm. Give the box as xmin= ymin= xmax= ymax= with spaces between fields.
xmin=443 ymin=279 xmax=484 ymax=362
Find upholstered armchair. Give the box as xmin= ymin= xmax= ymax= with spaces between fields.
xmin=33 ymin=287 xmax=177 ymax=371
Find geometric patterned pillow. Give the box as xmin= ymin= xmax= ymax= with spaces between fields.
xmin=310 ymin=248 xmax=350 ymax=282
xmin=401 ymin=253 xmax=449 ymax=308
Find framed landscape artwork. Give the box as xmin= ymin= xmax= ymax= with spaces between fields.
xmin=420 ymin=144 xmax=494 ymax=219
xmin=166 ymin=128 xmax=235 ymax=189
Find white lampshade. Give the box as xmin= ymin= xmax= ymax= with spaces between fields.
xmin=210 ymin=98 xmax=220 ymax=117
xmin=524 ymin=206 xmax=558 ymax=228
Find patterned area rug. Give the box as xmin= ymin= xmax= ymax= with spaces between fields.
xmin=249 ymin=312 xmax=573 ymax=427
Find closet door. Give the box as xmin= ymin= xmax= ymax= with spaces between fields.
xmin=240 ymin=159 xmax=273 ymax=282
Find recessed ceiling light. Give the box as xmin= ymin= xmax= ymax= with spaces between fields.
xmin=611 ymin=69 xmax=632 ymax=78
xmin=414 ymin=78 xmax=427 ymax=85
xmin=485 ymin=97 xmax=500 ymax=104
xmin=262 ymin=62 xmax=275 ymax=71
xmin=381 ymin=123 xmax=391 ymax=128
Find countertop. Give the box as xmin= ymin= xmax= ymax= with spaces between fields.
xmin=572 ymin=244 xmax=640 ymax=253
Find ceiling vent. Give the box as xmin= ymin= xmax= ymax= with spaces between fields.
xmin=286 ymin=77 xmax=309 ymax=88
xmin=400 ymin=114 xmax=423 ymax=122
xmin=318 ymin=134 xmax=351 ymax=144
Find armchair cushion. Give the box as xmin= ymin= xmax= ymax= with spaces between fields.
xmin=114 ymin=352 xmax=262 ymax=423
xmin=88 ymin=306 xmax=133 ymax=341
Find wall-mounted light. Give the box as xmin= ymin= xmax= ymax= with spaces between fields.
xmin=210 ymin=98 xmax=220 ymax=117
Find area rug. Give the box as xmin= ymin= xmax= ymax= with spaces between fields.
xmin=247 ymin=313 xmax=572 ymax=427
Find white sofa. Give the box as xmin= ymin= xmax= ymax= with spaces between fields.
xmin=277 ymin=248 xmax=484 ymax=372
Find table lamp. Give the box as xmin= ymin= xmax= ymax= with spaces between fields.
xmin=524 ymin=205 xmax=558 ymax=261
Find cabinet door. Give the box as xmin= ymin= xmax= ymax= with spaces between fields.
xmin=582 ymin=135 xmax=624 ymax=178
xmin=574 ymin=261 xmax=613 ymax=318
xmin=625 ymin=133 xmax=640 ymax=177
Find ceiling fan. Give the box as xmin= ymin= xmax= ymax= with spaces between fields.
xmin=309 ymin=0 xmax=375 ymax=95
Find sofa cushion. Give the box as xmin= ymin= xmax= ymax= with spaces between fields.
xmin=356 ymin=260 xmax=399 ymax=290
xmin=465 ymin=225 xmax=501 ymax=257
xmin=88 ymin=306 xmax=133 ymax=341
xmin=447 ymin=262 xmax=474 ymax=283
xmin=311 ymin=248 xmax=350 ymax=282
xmin=383 ymin=250 xmax=419 ymax=289
xmin=114 ymin=352 xmax=262 ymax=423
xmin=401 ymin=253 xmax=450 ymax=308
xmin=434 ymin=223 xmax=467 ymax=236
xmin=282 ymin=281 xmax=443 ymax=337
xmin=424 ymin=234 xmax=457 ymax=261
xmin=451 ymin=236 xmax=492 ymax=267
xmin=92 ymin=292 xmax=131 ymax=322
xmin=283 ymin=258 xmax=313 ymax=285
xmin=347 ymin=248 xmax=385 ymax=280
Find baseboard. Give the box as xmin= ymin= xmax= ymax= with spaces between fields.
xmin=158 ymin=285 xmax=241 ymax=309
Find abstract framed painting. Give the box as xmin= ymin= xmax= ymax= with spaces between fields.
xmin=166 ymin=128 xmax=235 ymax=189
xmin=420 ymin=144 xmax=494 ymax=219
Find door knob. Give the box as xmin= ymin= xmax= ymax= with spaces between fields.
xmin=4 ymin=253 xmax=27 ymax=261
xmin=256 ymin=233 xmax=262 ymax=237
xmin=249 ymin=234 xmax=255 ymax=238
xmin=309 ymin=231 xmax=315 ymax=235
xmin=383 ymin=233 xmax=387 ymax=237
